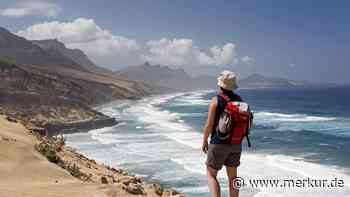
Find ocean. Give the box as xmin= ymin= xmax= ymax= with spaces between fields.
xmin=65 ymin=87 xmax=350 ymax=197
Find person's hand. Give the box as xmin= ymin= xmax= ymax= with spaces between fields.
xmin=202 ymin=140 xmax=208 ymax=153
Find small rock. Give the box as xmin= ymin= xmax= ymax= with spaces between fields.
xmin=153 ymin=183 xmax=163 ymax=196
xmin=134 ymin=176 xmax=142 ymax=183
xmin=106 ymin=174 xmax=116 ymax=183
xmin=30 ymin=127 xmax=47 ymax=136
xmin=110 ymin=167 xmax=120 ymax=173
xmin=1 ymin=137 xmax=10 ymax=141
xmin=163 ymin=189 xmax=181 ymax=196
xmin=119 ymin=176 xmax=140 ymax=186
xmin=119 ymin=176 xmax=131 ymax=185
xmin=101 ymin=176 xmax=108 ymax=184
xmin=126 ymin=183 xmax=144 ymax=195
xmin=6 ymin=116 xmax=17 ymax=123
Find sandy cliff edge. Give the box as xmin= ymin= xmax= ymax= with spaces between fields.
xmin=0 ymin=116 xmax=183 ymax=197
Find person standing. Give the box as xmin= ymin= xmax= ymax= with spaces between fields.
xmin=202 ymin=70 xmax=252 ymax=197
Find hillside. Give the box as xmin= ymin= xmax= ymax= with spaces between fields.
xmin=0 ymin=27 xmax=86 ymax=71
xmin=0 ymin=27 xmax=160 ymax=128
xmin=31 ymin=39 xmax=111 ymax=74
xmin=0 ymin=117 xmax=182 ymax=197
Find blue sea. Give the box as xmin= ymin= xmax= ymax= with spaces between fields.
xmin=65 ymin=87 xmax=350 ymax=197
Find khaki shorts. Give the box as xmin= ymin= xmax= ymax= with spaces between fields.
xmin=206 ymin=144 xmax=241 ymax=170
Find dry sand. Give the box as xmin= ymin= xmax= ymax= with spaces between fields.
xmin=0 ymin=116 xmax=108 ymax=197
xmin=0 ymin=116 xmax=182 ymax=197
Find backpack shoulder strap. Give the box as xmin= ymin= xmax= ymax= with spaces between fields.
xmin=218 ymin=92 xmax=242 ymax=102
xmin=218 ymin=93 xmax=230 ymax=102
xmin=236 ymin=94 xmax=243 ymax=102
xmin=216 ymin=94 xmax=227 ymax=113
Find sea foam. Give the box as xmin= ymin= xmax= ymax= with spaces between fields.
xmin=65 ymin=90 xmax=350 ymax=197
xmin=255 ymin=112 xmax=336 ymax=122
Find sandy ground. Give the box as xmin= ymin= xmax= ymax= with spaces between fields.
xmin=0 ymin=116 xmax=108 ymax=197
xmin=0 ymin=116 xmax=182 ymax=197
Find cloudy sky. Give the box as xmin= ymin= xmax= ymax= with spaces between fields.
xmin=0 ymin=0 xmax=349 ymax=83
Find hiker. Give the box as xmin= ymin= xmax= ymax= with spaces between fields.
xmin=202 ymin=70 xmax=253 ymax=197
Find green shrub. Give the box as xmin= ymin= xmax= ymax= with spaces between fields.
xmin=45 ymin=149 xmax=61 ymax=163
xmin=68 ymin=163 xmax=81 ymax=177
xmin=0 ymin=58 xmax=15 ymax=71
xmin=35 ymin=137 xmax=91 ymax=182
xmin=35 ymin=142 xmax=62 ymax=164
xmin=65 ymin=163 xmax=91 ymax=181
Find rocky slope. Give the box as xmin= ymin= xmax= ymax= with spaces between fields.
xmin=0 ymin=27 xmax=160 ymax=128
xmin=0 ymin=59 xmax=158 ymax=128
xmin=31 ymin=39 xmax=111 ymax=74
xmin=0 ymin=27 xmax=86 ymax=71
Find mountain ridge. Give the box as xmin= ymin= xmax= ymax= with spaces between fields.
xmin=116 ymin=63 xmax=328 ymax=90
xmin=115 ymin=62 xmax=211 ymax=91
xmin=0 ymin=27 xmax=86 ymax=71
xmin=31 ymin=39 xmax=111 ymax=74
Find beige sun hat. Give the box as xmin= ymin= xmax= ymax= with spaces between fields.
xmin=217 ymin=70 xmax=238 ymax=90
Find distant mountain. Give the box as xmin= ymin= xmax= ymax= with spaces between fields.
xmin=116 ymin=63 xmax=324 ymax=91
xmin=116 ymin=62 xmax=190 ymax=90
xmin=0 ymin=27 xmax=86 ymax=71
xmin=239 ymin=73 xmax=309 ymax=88
xmin=116 ymin=62 xmax=190 ymax=82
xmin=115 ymin=62 xmax=216 ymax=91
xmin=31 ymin=39 xmax=111 ymax=74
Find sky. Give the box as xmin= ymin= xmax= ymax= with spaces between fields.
xmin=0 ymin=0 xmax=349 ymax=84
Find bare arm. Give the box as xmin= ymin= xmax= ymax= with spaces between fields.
xmin=202 ymin=97 xmax=217 ymax=153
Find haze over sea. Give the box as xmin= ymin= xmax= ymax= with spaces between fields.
xmin=66 ymin=87 xmax=350 ymax=197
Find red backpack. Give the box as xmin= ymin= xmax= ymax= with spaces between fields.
xmin=215 ymin=93 xmax=253 ymax=147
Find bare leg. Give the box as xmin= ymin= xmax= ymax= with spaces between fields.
xmin=226 ymin=166 xmax=239 ymax=197
xmin=207 ymin=166 xmax=221 ymax=197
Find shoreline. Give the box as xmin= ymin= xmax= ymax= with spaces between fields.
xmin=45 ymin=117 xmax=118 ymax=136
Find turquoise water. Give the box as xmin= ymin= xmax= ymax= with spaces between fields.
xmin=65 ymin=87 xmax=350 ymax=197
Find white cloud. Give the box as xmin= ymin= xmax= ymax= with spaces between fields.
xmin=144 ymin=38 xmax=198 ymax=66
xmin=17 ymin=17 xmax=242 ymax=68
xmin=17 ymin=18 xmax=142 ymax=66
xmin=0 ymin=0 xmax=60 ymax=18
xmin=241 ymin=56 xmax=254 ymax=64
xmin=143 ymin=38 xmax=237 ymax=66
xmin=209 ymin=43 xmax=237 ymax=65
